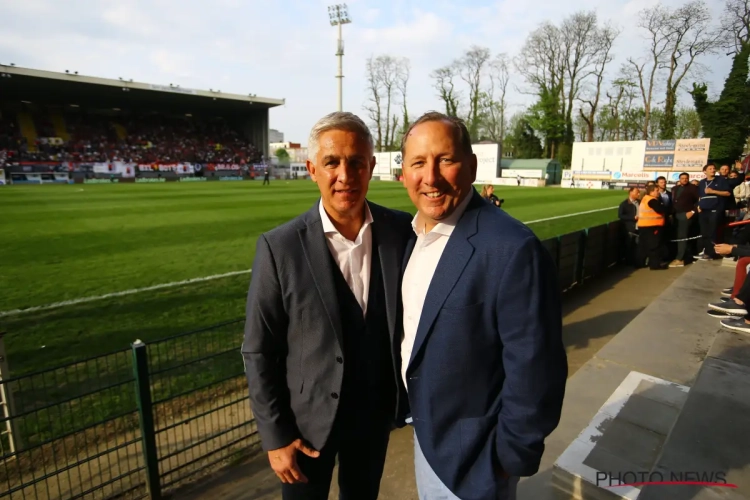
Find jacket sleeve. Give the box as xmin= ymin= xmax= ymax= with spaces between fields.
xmin=241 ymin=234 xmax=299 ymax=451
xmin=648 ymin=198 xmax=668 ymax=215
xmin=618 ymin=201 xmax=634 ymax=221
xmin=494 ymin=236 xmax=567 ymax=477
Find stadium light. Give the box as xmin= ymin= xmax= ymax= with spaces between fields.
xmin=328 ymin=3 xmax=351 ymax=112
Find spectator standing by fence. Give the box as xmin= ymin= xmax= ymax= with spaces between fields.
xmin=670 ymin=173 xmax=699 ymax=267
xmin=638 ymin=184 xmax=668 ymax=270
xmin=698 ymin=164 xmax=731 ymax=260
xmin=619 ymin=187 xmax=640 ymax=266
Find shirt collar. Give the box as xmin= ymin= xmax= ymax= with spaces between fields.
xmin=411 ymin=189 xmax=474 ymax=237
xmin=319 ymin=199 xmax=374 ymax=238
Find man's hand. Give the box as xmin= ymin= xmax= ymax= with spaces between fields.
xmin=686 ymin=211 xmax=694 ymax=219
xmin=714 ymin=243 xmax=734 ymax=256
xmin=268 ymin=439 xmax=320 ymax=484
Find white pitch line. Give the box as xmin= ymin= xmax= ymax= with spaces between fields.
xmin=0 ymin=205 xmax=619 ymax=318
xmin=0 ymin=269 xmax=253 ymax=318
xmin=524 ymin=206 xmax=618 ymax=225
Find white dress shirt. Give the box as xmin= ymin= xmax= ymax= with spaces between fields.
xmin=401 ymin=193 xmax=473 ymax=388
xmin=319 ymin=200 xmax=374 ymax=315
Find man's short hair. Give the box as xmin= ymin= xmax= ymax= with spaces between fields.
xmin=703 ymin=163 xmax=715 ymax=171
xmin=679 ymin=172 xmax=689 ymax=178
xmin=656 ymin=176 xmax=666 ymax=182
xmin=400 ymin=111 xmax=473 ymax=157
xmin=307 ymin=111 xmax=373 ymax=161
xmin=645 ymin=184 xmax=659 ymax=195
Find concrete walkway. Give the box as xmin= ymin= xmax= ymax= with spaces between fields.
xmin=173 ymin=264 xmax=688 ymax=500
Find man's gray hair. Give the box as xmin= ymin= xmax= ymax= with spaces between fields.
xmin=307 ymin=111 xmax=374 ymax=161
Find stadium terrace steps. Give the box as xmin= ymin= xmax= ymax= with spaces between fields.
xmin=50 ymin=112 xmax=69 ymax=141
xmin=637 ymin=330 xmax=750 ymax=500
xmin=17 ymin=111 xmax=37 ymax=151
xmin=551 ymin=262 xmax=750 ymax=500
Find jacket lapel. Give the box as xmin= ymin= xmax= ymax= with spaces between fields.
xmin=298 ymin=201 xmax=344 ymax=348
xmin=407 ymin=193 xmax=482 ymax=371
xmin=370 ymin=203 xmax=400 ymax=342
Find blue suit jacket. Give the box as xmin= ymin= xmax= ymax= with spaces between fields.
xmin=405 ymin=190 xmax=567 ymax=500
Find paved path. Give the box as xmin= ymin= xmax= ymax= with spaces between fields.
xmin=173 ymin=265 xmax=687 ymax=500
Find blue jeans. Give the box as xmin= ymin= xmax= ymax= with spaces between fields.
xmin=413 ymin=429 xmax=519 ymax=500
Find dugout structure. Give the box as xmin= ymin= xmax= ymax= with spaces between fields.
xmin=0 ymin=65 xmax=284 ymax=183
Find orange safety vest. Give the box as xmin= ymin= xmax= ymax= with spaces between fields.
xmin=638 ymin=194 xmax=665 ymax=227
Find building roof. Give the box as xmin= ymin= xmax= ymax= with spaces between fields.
xmin=500 ymin=158 xmax=559 ymax=169
xmin=0 ymin=64 xmax=285 ymax=112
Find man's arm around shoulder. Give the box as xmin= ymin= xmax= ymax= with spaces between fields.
xmin=494 ymin=236 xmax=567 ymax=477
xmin=241 ymin=234 xmax=299 ymax=451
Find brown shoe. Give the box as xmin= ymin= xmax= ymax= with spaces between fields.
xmin=669 ymin=260 xmax=685 ymax=267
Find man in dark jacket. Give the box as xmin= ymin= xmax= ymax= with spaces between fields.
xmin=618 ymin=187 xmax=640 ymax=265
xmin=698 ymin=164 xmax=732 ymax=259
xmin=669 ymin=172 xmax=700 ymax=267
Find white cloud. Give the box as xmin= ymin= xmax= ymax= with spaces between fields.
xmin=0 ymin=0 xmax=733 ymax=145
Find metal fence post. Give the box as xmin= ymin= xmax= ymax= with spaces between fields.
xmin=0 ymin=331 xmax=22 ymax=456
xmin=132 ymin=340 xmax=162 ymax=500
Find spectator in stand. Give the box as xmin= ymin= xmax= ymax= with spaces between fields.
xmin=698 ymin=163 xmax=731 ymax=260
xmin=619 ymin=187 xmax=640 ymax=266
xmin=637 ymin=184 xmax=669 ymax=270
xmin=669 ymin=173 xmax=700 ymax=267
xmin=656 ymin=176 xmax=674 ymax=261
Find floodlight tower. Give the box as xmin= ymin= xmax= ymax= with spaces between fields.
xmin=328 ymin=4 xmax=351 ymax=112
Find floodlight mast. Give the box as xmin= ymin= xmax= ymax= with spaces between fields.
xmin=328 ymin=4 xmax=351 ymax=112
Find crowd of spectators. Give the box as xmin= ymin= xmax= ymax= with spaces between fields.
xmin=618 ymin=160 xmax=750 ymax=332
xmin=0 ymin=108 xmax=262 ymax=166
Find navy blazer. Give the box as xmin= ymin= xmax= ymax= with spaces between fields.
xmin=405 ymin=190 xmax=567 ymax=500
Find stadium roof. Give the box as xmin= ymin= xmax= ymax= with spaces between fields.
xmin=0 ymin=64 xmax=285 ymax=112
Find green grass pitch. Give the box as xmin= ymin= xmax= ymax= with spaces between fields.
xmin=0 ymin=181 xmax=627 ymax=376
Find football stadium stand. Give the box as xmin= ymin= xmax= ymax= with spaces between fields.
xmin=0 ymin=64 xmax=284 ymax=183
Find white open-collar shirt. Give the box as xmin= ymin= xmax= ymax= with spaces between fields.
xmin=400 ymin=193 xmax=473 ymax=388
xmin=319 ymin=200 xmax=374 ymax=315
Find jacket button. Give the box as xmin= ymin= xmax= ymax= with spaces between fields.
xmin=331 ymin=392 xmax=339 ymax=399
xmin=336 ymin=356 xmax=343 ymax=363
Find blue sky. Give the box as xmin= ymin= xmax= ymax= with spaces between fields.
xmin=0 ymin=0 xmax=732 ymax=145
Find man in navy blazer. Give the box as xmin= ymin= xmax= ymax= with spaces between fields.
xmin=399 ymin=112 xmax=567 ymax=500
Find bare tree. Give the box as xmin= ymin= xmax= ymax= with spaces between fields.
xmin=561 ymin=11 xmax=605 ymax=142
xmin=431 ymin=65 xmax=460 ymax=117
xmin=627 ymin=4 xmax=674 ymax=139
xmin=577 ymin=24 xmax=619 ymax=141
xmin=375 ymin=55 xmax=401 ymax=150
xmin=722 ymin=0 xmax=750 ymax=53
xmin=605 ymin=75 xmax=639 ymax=141
xmin=481 ymin=53 xmax=510 ymax=143
xmin=458 ymin=45 xmax=491 ymax=140
xmin=363 ymin=55 xmax=410 ymax=151
xmin=659 ymin=0 xmax=720 ymax=139
xmin=363 ymin=56 xmax=383 ymax=151
xmin=397 ymin=59 xmax=410 ymax=140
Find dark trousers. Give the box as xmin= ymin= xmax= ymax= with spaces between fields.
xmin=674 ymin=212 xmax=696 ymax=261
xmin=263 ymin=177 xmax=270 ymax=185
xmin=699 ymin=210 xmax=722 ymax=257
xmin=281 ymin=408 xmax=391 ymax=500
xmin=621 ymin=227 xmax=638 ymax=266
xmin=638 ymin=226 xmax=664 ymax=269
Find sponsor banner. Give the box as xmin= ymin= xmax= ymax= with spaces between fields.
xmin=138 ymin=163 xmax=195 ymax=173
xmin=568 ymin=170 xmax=612 ymax=181
xmin=135 ymin=178 xmax=166 ymax=183
xmin=0 ymin=168 xmax=5 ymax=185
xmin=84 ymin=178 xmax=119 ymax=184
xmin=219 ymin=176 xmax=244 ymax=181
xmin=179 ymin=177 xmax=207 ymax=182
xmin=643 ymin=138 xmax=710 ymax=171
xmin=501 ymin=169 xmax=544 ymax=179
xmin=610 ymin=171 xmax=656 ymax=182
xmin=666 ymin=171 xmax=706 ymax=183
xmin=206 ymin=163 xmax=242 ymax=171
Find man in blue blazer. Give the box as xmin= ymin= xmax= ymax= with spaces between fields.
xmin=399 ymin=112 xmax=567 ymax=500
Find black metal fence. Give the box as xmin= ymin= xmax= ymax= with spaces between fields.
xmin=0 ymin=220 xmax=625 ymax=499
